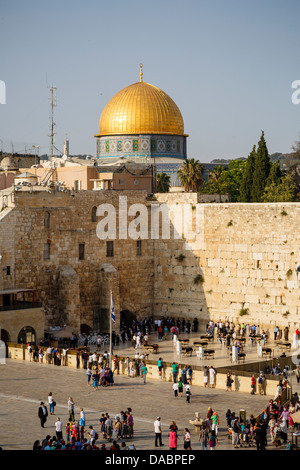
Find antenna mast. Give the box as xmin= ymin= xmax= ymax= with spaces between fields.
xmin=48 ymin=85 xmax=57 ymax=161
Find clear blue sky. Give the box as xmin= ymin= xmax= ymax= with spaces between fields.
xmin=0 ymin=0 xmax=299 ymax=161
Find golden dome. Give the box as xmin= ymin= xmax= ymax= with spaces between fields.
xmin=98 ymin=80 xmax=184 ymax=137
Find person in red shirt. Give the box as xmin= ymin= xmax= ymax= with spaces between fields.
xmin=251 ymin=375 xmax=256 ymax=395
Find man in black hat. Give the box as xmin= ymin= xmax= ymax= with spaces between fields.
xmin=38 ymin=402 xmax=48 ymax=428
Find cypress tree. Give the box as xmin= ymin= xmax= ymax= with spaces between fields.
xmin=239 ymin=145 xmax=256 ymax=202
xmin=251 ymin=131 xmax=271 ymax=202
xmin=266 ymin=161 xmax=282 ymax=186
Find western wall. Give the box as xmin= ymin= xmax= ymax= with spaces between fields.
xmin=0 ymin=189 xmax=300 ymax=338
xmin=154 ymin=193 xmax=300 ymax=333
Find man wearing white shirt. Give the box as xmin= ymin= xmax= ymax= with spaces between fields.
xmin=62 ymin=348 xmax=68 ymax=366
xmin=136 ymin=335 xmax=141 ymax=350
xmin=154 ymin=417 xmax=164 ymax=447
xmin=55 ymin=417 xmax=63 ymax=441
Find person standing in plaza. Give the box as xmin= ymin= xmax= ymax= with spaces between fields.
xmin=178 ymin=377 xmax=183 ymax=397
xmin=183 ymin=428 xmax=192 ymax=450
xmin=257 ymin=373 xmax=265 ymax=395
xmin=203 ymin=366 xmax=209 ymax=388
xmin=185 ymin=381 xmax=191 ymax=403
xmin=295 ymin=366 xmax=300 ymax=384
xmin=92 ymin=369 xmax=99 ymax=390
xmin=232 ymin=418 xmax=240 ymax=448
xmin=126 ymin=410 xmax=134 ymax=438
xmin=62 ymin=347 xmax=69 ymax=366
xmin=250 ymin=374 xmax=256 ymax=394
xmin=226 ymin=372 xmax=233 ymax=391
xmin=142 ymin=363 xmax=148 ymax=384
xmin=154 ymin=417 xmax=164 ymax=447
xmin=209 ymin=365 xmax=216 ymax=388
xmin=38 ymin=402 xmax=48 ymax=428
xmin=38 ymin=348 xmax=44 ymax=363
xmin=27 ymin=343 xmax=33 ymax=362
xmin=86 ymin=366 xmax=92 ymax=385
xmin=169 ymin=425 xmax=178 ymax=450
xmin=158 ymin=357 xmax=163 ymax=380
xmin=68 ymin=397 xmax=75 ymax=422
xmin=181 ymin=365 xmax=187 ymax=385
xmin=55 ymin=417 xmax=63 ymax=441
xmin=209 ymin=429 xmax=218 ymax=450
xmin=48 ymin=392 xmax=55 ymax=415
xmin=199 ymin=424 xmax=209 ymax=450
xmin=211 ymin=411 xmax=219 ymax=435
xmin=113 ymin=355 xmax=119 ymax=375
xmin=88 ymin=425 xmax=96 ymax=445
xmin=79 ymin=408 xmax=86 ymax=427
xmin=172 ymin=362 xmax=179 ymax=383
xmin=105 ymin=415 xmax=113 ymax=442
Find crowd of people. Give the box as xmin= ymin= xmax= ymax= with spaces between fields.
xmin=27 ymin=315 xmax=300 ymax=452
xmin=224 ymin=389 xmax=300 ymax=450
xmin=36 ymin=398 xmax=136 ymax=451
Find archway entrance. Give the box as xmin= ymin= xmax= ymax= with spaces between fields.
xmin=120 ymin=310 xmax=136 ymax=328
xmin=0 ymin=329 xmax=10 ymax=343
xmin=80 ymin=324 xmax=93 ymax=335
xmin=17 ymin=326 xmax=36 ymax=344
xmin=0 ymin=330 xmax=9 ymax=360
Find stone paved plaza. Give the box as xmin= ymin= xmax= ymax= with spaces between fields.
xmin=1 ymin=337 xmax=298 ymax=452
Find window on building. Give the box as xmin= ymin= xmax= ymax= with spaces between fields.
xmin=119 ymin=179 xmax=124 ymax=185
xmin=44 ymin=211 xmax=50 ymax=228
xmin=91 ymin=206 xmax=97 ymax=222
xmin=136 ymin=240 xmax=142 ymax=256
xmin=79 ymin=243 xmax=85 ymax=260
xmin=106 ymin=241 xmax=114 ymax=257
xmin=6 ymin=266 xmax=10 ymax=275
xmin=43 ymin=243 xmax=50 ymax=260
xmin=134 ymin=179 xmax=139 ymax=185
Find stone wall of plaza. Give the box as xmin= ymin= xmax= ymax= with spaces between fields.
xmin=1 ymin=188 xmax=300 ymax=335
xmin=153 ymin=194 xmax=300 ymax=332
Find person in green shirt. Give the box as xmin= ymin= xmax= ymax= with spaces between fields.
xmin=172 ymin=362 xmax=179 ymax=383
xmin=178 ymin=377 xmax=183 ymax=397
xmin=158 ymin=358 xmax=163 ymax=380
xmin=142 ymin=365 xmax=148 ymax=384
xmin=211 ymin=411 xmax=219 ymax=435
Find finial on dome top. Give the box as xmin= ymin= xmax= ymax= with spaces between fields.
xmin=140 ymin=63 xmax=143 ymax=82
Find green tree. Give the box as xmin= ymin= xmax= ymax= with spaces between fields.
xmin=239 ymin=146 xmax=256 ymax=202
xmin=200 ymin=160 xmax=246 ymax=202
xmin=177 ymin=158 xmax=205 ymax=192
xmin=285 ymin=136 xmax=300 ymax=193
xmin=209 ymin=165 xmax=225 ymax=183
xmin=261 ymin=174 xmax=297 ymax=202
xmin=266 ymin=161 xmax=283 ymax=186
xmin=156 ymin=172 xmax=170 ymax=193
xmin=251 ymin=131 xmax=271 ymax=202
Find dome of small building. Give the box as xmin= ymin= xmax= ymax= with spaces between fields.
xmin=0 ymin=156 xmax=18 ymax=170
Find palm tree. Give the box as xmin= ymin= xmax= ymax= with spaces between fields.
xmin=156 ymin=173 xmax=170 ymax=193
xmin=208 ymin=165 xmax=225 ymax=183
xmin=177 ymin=158 xmax=204 ymax=192
xmin=208 ymin=165 xmax=226 ymax=201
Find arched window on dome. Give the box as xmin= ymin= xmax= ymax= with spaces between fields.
xmin=91 ymin=206 xmax=97 ymax=222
